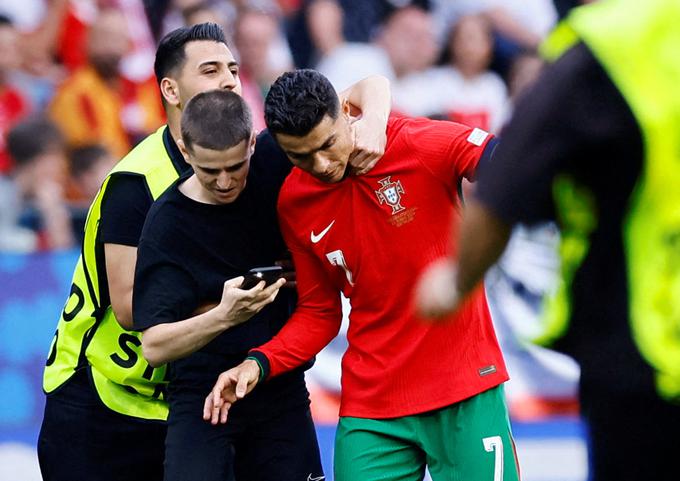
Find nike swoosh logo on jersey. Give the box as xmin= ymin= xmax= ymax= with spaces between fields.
xmin=310 ymin=220 xmax=335 ymax=243
xmin=307 ymin=475 xmax=325 ymax=481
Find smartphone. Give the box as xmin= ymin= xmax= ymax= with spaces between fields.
xmin=240 ymin=266 xmax=284 ymax=289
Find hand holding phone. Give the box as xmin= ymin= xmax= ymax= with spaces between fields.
xmin=240 ymin=266 xmax=284 ymax=290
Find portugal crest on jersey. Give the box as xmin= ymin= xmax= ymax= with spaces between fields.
xmin=375 ymin=176 xmax=405 ymax=215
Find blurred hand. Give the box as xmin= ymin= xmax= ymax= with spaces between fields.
xmin=348 ymin=114 xmax=387 ymax=176
xmin=217 ymin=276 xmax=287 ymax=329
xmin=203 ymin=359 xmax=261 ymax=424
xmin=415 ymin=258 xmax=462 ymax=321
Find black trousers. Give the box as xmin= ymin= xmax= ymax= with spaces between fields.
xmin=581 ymin=382 xmax=680 ymax=481
xmin=164 ymin=372 xmax=323 ymax=481
xmin=37 ymin=368 xmax=167 ymax=481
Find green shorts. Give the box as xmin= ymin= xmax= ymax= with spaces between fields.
xmin=334 ymin=385 xmax=520 ymax=481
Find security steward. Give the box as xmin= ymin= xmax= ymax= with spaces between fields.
xmin=415 ymin=0 xmax=680 ymax=480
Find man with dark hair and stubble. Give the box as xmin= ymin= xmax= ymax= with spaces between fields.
xmin=38 ymin=20 xmax=391 ymax=481
xmin=207 ymin=69 xmax=520 ymax=481
xmin=133 ymin=88 xmax=322 ymax=481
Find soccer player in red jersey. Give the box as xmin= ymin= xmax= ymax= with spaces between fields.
xmin=205 ymin=69 xmax=520 ymax=481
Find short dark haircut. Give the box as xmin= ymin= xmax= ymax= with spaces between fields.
xmin=0 ymin=14 xmax=12 ymax=27
xmin=7 ymin=116 xmax=64 ymax=168
xmin=181 ymin=89 xmax=253 ymax=153
xmin=70 ymin=144 xmax=109 ymax=178
xmin=154 ymin=22 xmax=226 ymax=85
xmin=264 ymin=69 xmax=339 ymax=137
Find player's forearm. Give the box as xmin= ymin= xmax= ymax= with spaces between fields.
xmin=141 ymin=307 xmax=232 ymax=367
xmin=456 ymin=200 xmax=512 ymax=295
xmin=250 ymin=310 xmax=342 ymax=379
xmin=339 ymin=75 xmax=391 ymax=123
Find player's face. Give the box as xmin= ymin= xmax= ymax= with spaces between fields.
xmin=276 ymin=112 xmax=354 ymax=183
xmin=182 ymin=136 xmax=255 ymax=204
xmin=174 ymin=40 xmax=242 ymax=108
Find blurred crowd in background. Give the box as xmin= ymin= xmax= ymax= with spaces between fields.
xmin=0 ymin=0 xmax=592 ymax=253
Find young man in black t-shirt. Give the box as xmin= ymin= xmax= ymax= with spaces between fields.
xmin=133 ymin=89 xmax=322 ymax=481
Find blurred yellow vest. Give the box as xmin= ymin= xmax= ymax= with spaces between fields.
xmin=539 ymin=0 xmax=680 ymax=400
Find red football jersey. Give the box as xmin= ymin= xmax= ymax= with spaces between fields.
xmin=254 ymin=117 xmax=508 ymax=418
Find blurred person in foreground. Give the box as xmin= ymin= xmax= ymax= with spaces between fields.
xmin=49 ymin=7 xmax=164 ymax=159
xmin=415 ymin=0 xmax=680 ymax=479
xmin=38 ymin=20 xmax=391 ymax=481
xmin=206 ymin=69 xmax=519 ymax=481
xmin=132 ymin=89 xmax=318 ymax=481
xmin=0 ymin=116 xmax=73 ymax=252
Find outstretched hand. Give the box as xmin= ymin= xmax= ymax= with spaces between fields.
xmin=415 ymin=258 xmax=462 ymax=321
xmin=202 ymin=359 xmax=261 ymax=425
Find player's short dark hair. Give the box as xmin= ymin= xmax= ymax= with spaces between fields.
xmin=7 ymin=116 xmax=64 ymax=168
xmin=154 ymin=22 xmax=226 ymax=85
xmin=181 ymin=89 xmax=253 ymax=153
xmin=264 ymin=69 xmax=339 ymax=137
xmin=70 ymin=144 xmax=109 ymax=178
xmin=0 ymin=14 xmax=13 ymax=27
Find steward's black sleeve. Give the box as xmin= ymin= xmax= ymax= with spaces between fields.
xmin=100 ymin=174 xmax=153 ymax=246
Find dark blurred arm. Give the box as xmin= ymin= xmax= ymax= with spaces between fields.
xmin=456 ymin=200 xmax=512 ymax=295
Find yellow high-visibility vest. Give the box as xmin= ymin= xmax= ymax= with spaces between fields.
xmin=44 ymin=126 xmax=183 ymax=419
xmin=538 ymin=0 xmax=680 ymax=400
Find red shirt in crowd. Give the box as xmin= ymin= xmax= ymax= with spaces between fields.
xmin=0 ymin=86 xmax=29 ymax=173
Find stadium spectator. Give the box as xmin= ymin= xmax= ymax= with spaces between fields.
xmin=67 ymin=144 xmax=116 ymax=243
xmin=49 ymin=7 xmax=164 ymax=159
xmin=415 ymin=0 xmax=680 ymax=479
xmin=233 ymin=8 xmax=293 ymax=131
xmin=4 ymin=116 xmax=73 ymax=251
xmin=11 ymin=0 xmax=69 ymax=83
xmin=132 ymin=89 xmax=321 ymax=481
xmin=0 ymin=15 xmax=30 ymax=173
xmin=378 ymin=6 xmax=446 ymax=117
xmin=206 ymin=69 xmax=519 ymax=481
xmin=379 ymin=6 xmax=438 ymax=81
xmin=287 ymin=0 xmax=430 ymax=69
xmin=180 ymin=0 xmax=227 ymax=27
xmin=67 ymin=144 xmax=116 ymax=205
xmin=430 ymin=0 xmax=556 ymax=76
xmin=438 ymin=15 xmax=507 ymax=131
xmin=38 ymin=21 xmax=391 ymax=481
xmin=313 ymin=0 xmax=395 ymax=92
xmin=405 ymin=14 xmax=507 ymax=132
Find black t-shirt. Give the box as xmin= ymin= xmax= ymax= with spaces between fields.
xmin=132 ymin=133 xmax=302 ymax=393
xmin=476 ymin=43 xmax=655 ymax=395
xmin=99 ymin=127 xmax=190 ymax=247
